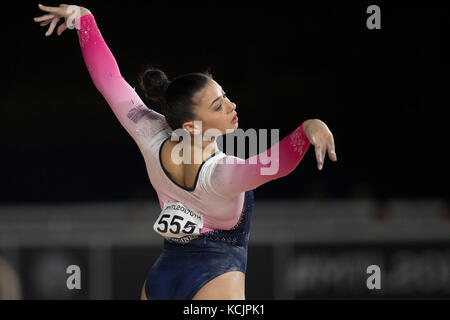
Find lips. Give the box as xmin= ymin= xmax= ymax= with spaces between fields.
xmin=231 ymin=114 xmax=238 ymax=123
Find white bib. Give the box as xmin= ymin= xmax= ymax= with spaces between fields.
xmin=153 ymin=202 xmax=204 ymax=241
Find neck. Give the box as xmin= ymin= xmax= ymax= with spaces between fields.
xmin=190 ymin=135 xmax=217 ymax=161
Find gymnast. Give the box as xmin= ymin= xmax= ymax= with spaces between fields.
xmin=34 ymin=4 xmax=337 ymax=300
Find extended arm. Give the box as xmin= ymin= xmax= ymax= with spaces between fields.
xmin=74 ymin=13 xmax=169 ymax=146
xmin=206 ymin=120 xmax=312 ymax=198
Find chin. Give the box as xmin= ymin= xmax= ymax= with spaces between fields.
xmin=217 ymin=121 xmax=238 ymax=134
xmin=229 ymin=124 xmax=239 ymax=131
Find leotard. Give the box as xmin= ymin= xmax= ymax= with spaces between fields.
xmin=75 ymin=13 xmax=312 ymax=299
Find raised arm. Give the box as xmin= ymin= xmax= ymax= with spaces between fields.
xmin=75 ymin=13 xmax=170 ymax=146
xmin=34 ymin=4 xmax=169 ymax=148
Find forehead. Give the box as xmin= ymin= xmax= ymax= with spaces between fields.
xmin=197 ymin=79 xmax=222 ymax=105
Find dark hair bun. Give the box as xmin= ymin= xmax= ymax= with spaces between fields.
xmin=138 ymin=67 xmax=170 ymax=105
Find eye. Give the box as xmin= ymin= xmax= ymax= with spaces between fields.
xmin=214 ymin=93 xmax=227 ymax=111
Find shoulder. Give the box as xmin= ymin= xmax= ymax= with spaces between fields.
xmin=197 ymin=152 xmax=243 ymax=198
xmin=133 ymin=108 xmax=171 ymax=147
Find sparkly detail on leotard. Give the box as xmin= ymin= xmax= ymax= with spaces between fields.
xmin=76 ymin=14 xmax=102 ymax=49
xmin=290 ymin=125 xmax=308 ymax=155
xmin=127 ymin=103 xmax=171 ymax=135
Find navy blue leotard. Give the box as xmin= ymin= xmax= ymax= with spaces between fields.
xmin=145 ymin=190 xmax=254 ymax=300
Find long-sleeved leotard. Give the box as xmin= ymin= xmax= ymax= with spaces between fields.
xmin=75 ymin=13 xmax=312 ymax=244
xmin=75 ymin=13 xmax=170 ymax=150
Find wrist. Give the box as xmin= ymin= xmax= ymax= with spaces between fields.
xmin=302 ymin=119 xmax=318 ymax=143
xmin=79 ymin=7 xmax=91 ymax=17
xmin=74 ymin=7 xmax=92 ymax=30
xmin=302 ymin=119 xmax=315 ymax=132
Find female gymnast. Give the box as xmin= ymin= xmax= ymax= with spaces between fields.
xmin=34 ymin=4 xmax=338 ymax=300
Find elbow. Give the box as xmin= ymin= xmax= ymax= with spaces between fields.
xmin=261 ymin=160 xmax=295 ymax=179
xmin=87 ymin=69 xmax=119 ymax=95
xmin=93 ymin=82 xmax=105 ymax=94
xmin=92 ymin=76 xmax=110 ymax=94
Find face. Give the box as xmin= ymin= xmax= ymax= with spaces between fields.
xmin=182 ymin=79 xmax=238 ymax=137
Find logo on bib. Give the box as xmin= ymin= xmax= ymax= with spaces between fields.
xmin=153 ymin=202 xmax=204 ymax=241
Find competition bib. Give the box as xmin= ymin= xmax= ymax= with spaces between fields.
xmin=153 ymin=202 xmax=204 ymax=241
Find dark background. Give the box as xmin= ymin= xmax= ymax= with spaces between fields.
xmin=2 ymin=0 xmax=449 ymax=204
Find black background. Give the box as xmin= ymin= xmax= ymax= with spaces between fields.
xmin=2 ymin=0 xmax=449 ymax=204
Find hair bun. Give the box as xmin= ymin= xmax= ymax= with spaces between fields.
xmin=138 ymin=67 xmax=170 ymax=105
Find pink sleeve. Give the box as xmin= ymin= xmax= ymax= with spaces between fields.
xmin=75 ymin=14 xmax=169 ymax=147
xmin=207 ymin=120 xmax=312 ymax=198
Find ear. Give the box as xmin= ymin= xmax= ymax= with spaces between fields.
xmin=182 ymin=120 xmax=197 ymax=135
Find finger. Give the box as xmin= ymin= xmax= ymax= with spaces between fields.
xmin=327 ymin=143 xmax=337 ymax=162
xmin=320 ymin=144 xmax=326 ymax=170
xmin=40 ymin=20 xmax=52 ymax=27
xmin=57 ymin=22 xmax=68 ymax=36
xmin=326 ymin=135 xmax=337 ymax=161
xmin=34 ymin=14 xmax=55 ymax=22
xmin=315 ymin=144 xmax=324 ymax=170
xmin=45 ymin=17 xmax=60 ymax=36
xmin=38 ymin=4 xmax=59 ymax=13
xmin=39 ymin=4 xmax=68 ymax=19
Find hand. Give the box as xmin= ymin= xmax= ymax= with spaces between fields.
xmin=33 ymin=4 xmax=91 ymax=37
xmin=303 ymin=119 xmax=337 ymax=171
